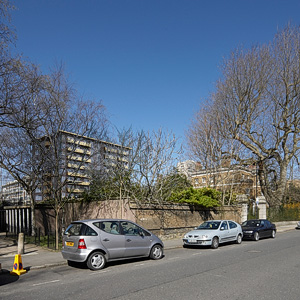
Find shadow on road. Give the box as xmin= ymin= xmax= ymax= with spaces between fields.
xmin=66 ymin=256 xmax=161 ymax=271
xmin=0 ymin=270 xmax=19 ymax=286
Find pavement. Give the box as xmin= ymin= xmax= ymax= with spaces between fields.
xmin=0 ymin=221 xmax=298 ymax=273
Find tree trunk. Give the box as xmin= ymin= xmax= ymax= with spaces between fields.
xmin=55 ymin=209 xmax=59 ymax=251
xmin=259 ymin=161 xmax=288 ymax=207
xmin=30 ymin=192 xmax=36 ymax=236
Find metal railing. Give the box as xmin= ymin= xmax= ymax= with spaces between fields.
xmin=5 ymin=227 xmax=62 ymax=250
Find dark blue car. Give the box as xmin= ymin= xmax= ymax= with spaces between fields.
xmin=241 ymin=219 xmax=276 ymax=241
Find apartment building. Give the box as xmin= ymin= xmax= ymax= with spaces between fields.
xmin=1 ymin=180 xmax=30 ymax=205
xmin=33 ymin=130 xmax=131 ymax=202
xmin=177 ymin=160 xmax=202 ymax=179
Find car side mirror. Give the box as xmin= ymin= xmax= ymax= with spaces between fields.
xmin=139 ymin=231 xmax=145 ymax=237
xmin=220 ymin=227 xmax=224 ymax=231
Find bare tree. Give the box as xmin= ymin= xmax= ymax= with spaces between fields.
xmin=117 ymin=127 xmax=183 ymax=205
xmin=0 ymin=0 xmax=15 ymax=48
xmin=86 ymin=127 xmax=184 ymax=207
xmin=187 ymin=101 xmax=245 ymax=205
xmin=0 ymin=58 xmax=48 ymax=235
xmin=188 ymin=25 xmax=300 ymax=207
xmin=0 ymin=1 xmax=109 ymax=244
xmin=37 ymin=65 xmax=109 ymax=249
xmin=0 ymin=0 xmax=18 ymax=126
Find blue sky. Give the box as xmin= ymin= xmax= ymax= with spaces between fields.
xmin=11 ymin=0 xmax=300 ymax=147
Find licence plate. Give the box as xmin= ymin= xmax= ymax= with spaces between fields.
xmin=188 ymin=239 xmax=197 ymax=243
xmin=66 ymin=241 xmax=74 ymax=247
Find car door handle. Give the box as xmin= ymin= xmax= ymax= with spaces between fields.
xmin=126 ymin=239 xmax=132 ymax=242
xmin=103 ymin=238 xmax=109 ymax=242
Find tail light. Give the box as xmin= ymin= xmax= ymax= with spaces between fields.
xmin=78 ymin=239 xmax=87 ymax=249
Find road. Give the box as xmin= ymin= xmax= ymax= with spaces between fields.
xmin=1 ymin=230 xmax=300 ymax=300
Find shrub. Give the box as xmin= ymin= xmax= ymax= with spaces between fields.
xmin=169 ymin=187 xmax=221 ymax=208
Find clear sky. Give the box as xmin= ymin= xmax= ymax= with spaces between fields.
xmin=10 ymin=0 xmax=300 ymax=147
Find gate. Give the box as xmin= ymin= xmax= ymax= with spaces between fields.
xmin=0 ymin=206 xmax=31 ymax=235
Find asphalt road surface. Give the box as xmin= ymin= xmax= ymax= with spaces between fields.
xmin=1 ymin=230 xmax=300 ymax=300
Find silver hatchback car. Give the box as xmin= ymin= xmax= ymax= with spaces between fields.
xmin=61 ymin=219 xmax=164 ymax=270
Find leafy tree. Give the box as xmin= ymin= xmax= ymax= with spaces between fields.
xmin=169 ymin=187 xmax=221 ymax=208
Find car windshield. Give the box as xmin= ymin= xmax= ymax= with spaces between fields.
xmin=197 ymin=221 xmax=221 ymax=230
xmin=242 ymin=220 xmax=261 ymax=227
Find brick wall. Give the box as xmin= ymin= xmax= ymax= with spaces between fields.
xmin=19 ymin=199 xmax=242 ymax=238
xmin=60 ymin=200 xmax=242 ymax=239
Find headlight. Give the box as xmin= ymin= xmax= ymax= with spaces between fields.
xmin=202 ymin=235 xmax=209 ymax=239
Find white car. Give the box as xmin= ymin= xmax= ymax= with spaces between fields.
xmin=183 ymin=220 xmax=243 ymax=249
xmin=296 ymin=221 xmax=300 ymax=229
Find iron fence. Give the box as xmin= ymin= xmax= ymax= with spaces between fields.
xmin=5 ymin=227 xmax=62 ymax=250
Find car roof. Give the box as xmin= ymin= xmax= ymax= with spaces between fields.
xmin=244 ymin=219 xmax=267 ymax=222
xmin=71 ymin=219 xmax=131 ymax=223
xmin=204 ymin=220 xmax=235 ymax=222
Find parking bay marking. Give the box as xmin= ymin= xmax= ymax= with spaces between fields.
xmin=32 ymin=280 xmax=60 ymax=287
xmin=89 ymin=270 xmax=109 ymax=275
xmin=134 ymin=263 xmax=145 ymax=267
xmin=167 ymin=256 xmax=180 ymax=260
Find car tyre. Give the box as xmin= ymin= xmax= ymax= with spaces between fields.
xmin=87 ymin=252 xmax=106 ymax=271
xmin=271 ymin=230 xmax=276 ymax=238
xmin=211 ymin=236 xmax=219 ymax=249
xmin=150 ymin=244 xmax=163 ymax=260
xmin=253 ymin=232 xmax=260 ymax=241
xmin=236 ymin=234 xmax=242 ymax=244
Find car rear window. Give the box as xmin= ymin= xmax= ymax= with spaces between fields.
xmin=64 ymin=223 xmax=97 ymax=236
xmin=65 ymin=223 xmax=82 ymax=236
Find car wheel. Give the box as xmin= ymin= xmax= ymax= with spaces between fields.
xmin=271 ymin=230 xmax=276 ymax=238
xmin=236 ymin=234 xmax=242 ymax=244
xmin=150 ymin=244 xmax=163 ymax=260
xmin=87 ymin=252 xmax=106 ymax=271
xmin=211 ymin=237 xmax=219 ymax=249
xmin=253 ymin=232 xmax=260 ymax=241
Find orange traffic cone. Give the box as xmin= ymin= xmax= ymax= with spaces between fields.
xmin=10 ymin=254 xmax=27 ymax=276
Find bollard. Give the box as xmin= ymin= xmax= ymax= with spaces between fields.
xmin=18 ymin=232 xmax=25 ymax=255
